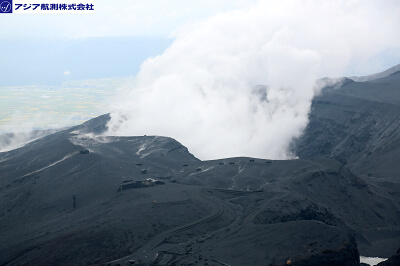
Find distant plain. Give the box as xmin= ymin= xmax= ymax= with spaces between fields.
xmin=0 ymin=77 xmax=128 ymax=132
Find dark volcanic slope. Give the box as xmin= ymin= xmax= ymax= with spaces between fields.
xmin=293 ymin=74 xmax=400 ymax=179
xmin=291 ymin=71 xmax=400 ymax=259
xmin=0 ymin=115 xmax=200 ymax=265
xmin=1 ymin=114 xmax=399 ymax=265
xmin=173 ymin=157 xmax=400 ymax=257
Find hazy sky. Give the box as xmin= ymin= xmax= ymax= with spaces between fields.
xmin=0 ymin=0 xmax=259 ymax=85
xmin=1 ymin=0 xmax=400 ymax=86
xmin=0 ymin=1 xmax=258 ymax=38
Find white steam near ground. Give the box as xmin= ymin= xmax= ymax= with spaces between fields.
xmin=0 ymin=111 xmax=71 ymax=152
xmin=359 ymin=256 xmax=388 ymax=266
xmin=107 ymin=1 xmax=399 ymax=160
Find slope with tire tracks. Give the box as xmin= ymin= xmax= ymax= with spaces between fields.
xmin=104 ymin=188 xmax=234 ymax=265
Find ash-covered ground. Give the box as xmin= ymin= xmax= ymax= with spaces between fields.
xmin=1 ymin=68 xmax=400 ymax=265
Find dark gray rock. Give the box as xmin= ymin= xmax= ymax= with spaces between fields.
xmin=1 ymin=64 xmax=400 ymax=265
xmin=377 ymin=247 xmax=400 ymax=266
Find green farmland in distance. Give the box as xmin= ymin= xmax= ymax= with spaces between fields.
xmin=0 ymin=77 xmax=132 ymax=132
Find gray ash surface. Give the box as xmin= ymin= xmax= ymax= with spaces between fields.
xmin=1 ymin=69 xmax=400 ymax=265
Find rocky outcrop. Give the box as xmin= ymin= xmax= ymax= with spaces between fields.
xmin=292 ymin=76 xmax=400 ymax=178
xmin=377 ymin=247 xmax=400 ymax=266
xmin=287 ymin=236 xmax=359 ymax=266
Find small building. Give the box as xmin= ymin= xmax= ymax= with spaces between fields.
xmin=119 ymin=178 xmax=165 ymax=191
xmin=79 ymin=149 xmax=89 ymax=154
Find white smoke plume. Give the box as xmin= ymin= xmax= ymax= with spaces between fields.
xmin=107 ymin=0 xmax=400 ymax=160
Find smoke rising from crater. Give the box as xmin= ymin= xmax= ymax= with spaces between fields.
xmin=107 ymin=0 xmax=400 ymax=160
